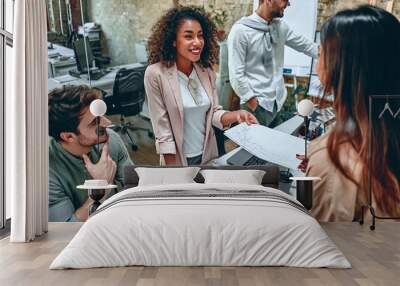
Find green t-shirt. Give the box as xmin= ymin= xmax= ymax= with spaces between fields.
xmin=48 ymin=130 xmax=133 ymax=222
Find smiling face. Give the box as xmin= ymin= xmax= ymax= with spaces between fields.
xmin=174 ymin=19 xmax=205 ymax=65
xmin=75 ymin=107 xmax=112 ymax=148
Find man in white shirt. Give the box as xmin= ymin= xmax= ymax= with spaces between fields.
xmin=228 ymin=0 xmax=318 ymax=126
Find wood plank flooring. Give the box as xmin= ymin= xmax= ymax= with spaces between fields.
xmin=109 ymin=115 xmax=159 ymax=165
xmin=1 ymin=222 xmax=399 ymax=286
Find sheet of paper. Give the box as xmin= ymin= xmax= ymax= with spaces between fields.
xmin=54 ymin=74 xmax=78 ymax=84
xmin=224 ymin=123 xmax=305 ymax=170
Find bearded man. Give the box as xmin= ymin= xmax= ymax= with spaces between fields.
xmin=48 ymin=85 xmax=133 ymax=222
xmin=228 ymin=0 xmax=318 ymax=126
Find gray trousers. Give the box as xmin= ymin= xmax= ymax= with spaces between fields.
xmin=240 ymin=101 xmax=278 ymax=127
xmin=186 ymin=154 xmax=203 ymax=166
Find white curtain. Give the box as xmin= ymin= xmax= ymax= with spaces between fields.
xmin=7 ymin=0 xmax=48 ymax=242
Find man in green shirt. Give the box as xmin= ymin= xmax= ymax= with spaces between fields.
xmin=48 ymin=85 xmax=133 ymax=222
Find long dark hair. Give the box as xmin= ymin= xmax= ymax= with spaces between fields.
xmin=320 ymin=5 xmax=400 ymax=214
xmin=147 ymin=6 xmax=218 ymax=68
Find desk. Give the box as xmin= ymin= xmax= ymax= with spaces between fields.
xmin=48 ymin=58 xmax=77 ymax=78
xmin=212 ymin=115 xmax=304 ymax=196
xmin=274 ymin=115 xmax=303 ymax=133
xmin=48 ymin=43 xmax=76 ymax=78
xmin=48 ymin=43 xmax=75 ymax=58
xmin=48 ymin=62 xmax=150 ymax=119
xmin=48 ymin=62 xmax=144 ymax=94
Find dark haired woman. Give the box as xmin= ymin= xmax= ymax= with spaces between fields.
xmin=144 ymin=6 xmax=257 ymax=166
xmin=303 ymin=5 xmax=400 ymax=221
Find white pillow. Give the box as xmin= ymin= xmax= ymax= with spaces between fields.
xmin=135 ymin=167 xmax=200 ymax=186
xmin=200 ymin=169 xmax=266 ymax=185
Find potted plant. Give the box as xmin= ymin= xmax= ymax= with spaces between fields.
xmin=208 ymin=4 xmax=229 ymax=41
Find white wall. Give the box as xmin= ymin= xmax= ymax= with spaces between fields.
xmin=252 ymin=0 xmax=318 ymax=75
xmin=283 ymin=0 xmax=318 ymax=75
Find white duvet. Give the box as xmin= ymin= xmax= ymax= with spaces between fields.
xmin=50 ymin=183 xmax=351 ymax=269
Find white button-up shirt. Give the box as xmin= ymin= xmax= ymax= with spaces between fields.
xmin=178 ymin=69 xmax=211 ymax=158
xmin=228 ymin=13 xmax=318 ymax=112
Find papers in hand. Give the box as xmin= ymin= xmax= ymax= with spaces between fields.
xmin=224 ymin=123 xmax=305 ymax=170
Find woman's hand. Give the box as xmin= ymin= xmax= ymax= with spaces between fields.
xmin=296 ymin=154 xmax=309 ymax=173
xmin=236 ymin=110 xmax=258 ymax=125
xmin=221 ymin=110 xmax=258 ymax=128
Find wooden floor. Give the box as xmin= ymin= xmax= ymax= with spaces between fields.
xmin=1 ymin=222 xmax=399 ymax=286
xmin=109 ymin=115 xmax=159 ymax=165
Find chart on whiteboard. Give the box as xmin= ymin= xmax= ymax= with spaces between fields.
xmin=224 ymin=123 xmax=305 ymax=170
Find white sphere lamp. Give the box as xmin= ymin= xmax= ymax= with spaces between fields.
xmin=90 ymin=99 xmax=107 ymax=117
xmin=297 ymin=99 xmax=314 ymax=160
xmin=89 ymin=99 xmax=107 ymax=158
xmin=297 ymin=99 xmax=314 ymax=117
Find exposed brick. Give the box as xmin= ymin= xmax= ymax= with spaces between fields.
xmin=59 ymin=0 xmax=399 ymax=65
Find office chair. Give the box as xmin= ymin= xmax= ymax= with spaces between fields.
xmin=104 ymin=66 xmax=154 ymax=151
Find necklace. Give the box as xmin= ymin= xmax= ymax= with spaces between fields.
xmin=178 ymin=71 xmax=202 ymax=105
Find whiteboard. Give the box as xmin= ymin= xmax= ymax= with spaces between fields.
xmin=253 ymin=0 xmax=318 ymax=75
xmin=283 ymin=0 xmax=318 ymax=74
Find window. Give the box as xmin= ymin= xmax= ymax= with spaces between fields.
xmin=1 ymin=0 xmax=14 ymax=231
xmin=5 ymin=0 xmax=13 ymax=33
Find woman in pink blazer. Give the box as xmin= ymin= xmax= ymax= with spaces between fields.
xmin=144 ymin=6 xmax=257 ymax=166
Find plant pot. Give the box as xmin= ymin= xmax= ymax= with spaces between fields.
xmin=217 ymin=30 xmax=226 ymax=41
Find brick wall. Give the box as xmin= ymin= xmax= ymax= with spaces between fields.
xmin=318 ymin=0 xmax=400 ymax=29
xmin=80 ymin=0 xmax=399 ymax=65
xmin=178 ymin=0 xmax=253 ymax=31
xmin=86 ymin=0 xmax=252 ymax=65
xmin=87 ymin=0 xmax=175 ymax=65
xmin=179 ymin=0 xmax=400 ymax=32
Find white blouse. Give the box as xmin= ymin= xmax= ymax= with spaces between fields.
xmin=177 ymin=69 xmax=211 ymax=158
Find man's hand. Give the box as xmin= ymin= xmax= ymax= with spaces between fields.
xmin=236 ymin=110 xmax=259 ymax=125
xmin=74 ymin=197 xmax=93 ymax=222
xmin=246 ymin=97 xmax=259 ymax=112
xmin=82 ymin=143 xmax=117 ymax=183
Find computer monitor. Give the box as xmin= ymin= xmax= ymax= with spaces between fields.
xmin=73 ymin=37 xmax=94 ymax=73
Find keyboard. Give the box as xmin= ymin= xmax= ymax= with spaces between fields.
xmin=68 ymin=69 xmax=108 ymax=80
xmin=227 ymin=148 xmax=269 ymax=166
xmin=89 ymin=70 xmax=108 ymax=80
xmin=243 ymin=155 xmax=268 ymax=166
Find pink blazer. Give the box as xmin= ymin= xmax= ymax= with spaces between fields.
xmin=144 ymin=62 xmax=227 ymax=166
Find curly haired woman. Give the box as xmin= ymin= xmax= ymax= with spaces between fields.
xmin=144 ymin=6 xmax=258 ymax=166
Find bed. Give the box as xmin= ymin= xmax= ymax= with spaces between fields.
xmin=50 ymin=165 xmax=351 ymax=269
